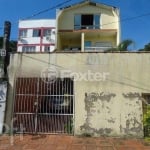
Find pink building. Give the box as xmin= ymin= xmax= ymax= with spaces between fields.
xmin=17 ymin=19 xmax=56 ymax=52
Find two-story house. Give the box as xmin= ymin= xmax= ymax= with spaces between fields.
xmin=56 ymin=0 xmax=120 ymax=52
xmin=17 ymin=19 xmax=56 ymax=52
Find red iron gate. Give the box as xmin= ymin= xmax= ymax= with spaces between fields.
xmin=13 ymin=77 xmax=74 ymax=134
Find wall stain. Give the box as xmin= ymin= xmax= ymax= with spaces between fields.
xmin=122 ymin=92 xmax=140 ymax=100
xmin=121 ymin=92 xmax=143 ymax=135
xmin=80 ymin=92 xmax=115 ymax=135
xmin=86 ymin=92 xmax=116 ymax=102
xmin=124 ymin=117 xmax=142 ymax=134
xmin=107 ymin=117 xmax=116 ymax=123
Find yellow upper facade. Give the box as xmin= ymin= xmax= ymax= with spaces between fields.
xmin=56 ymin=0 xmax=120 ymax=52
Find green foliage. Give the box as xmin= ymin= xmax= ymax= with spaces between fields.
xmin=64 ymin=118 xmax=73 ymax=134
xmin=139 ymin=43 xmax=150 ymax=51
xmin=107 ymin=39 xmax=135 ymax=51
xmin=143 ymin=105 xmax=150 ymax=126
xmin=117 ymin=39 xmax=134 ymax=51
xmin=143 ymin=105 xmax=150 ymax=137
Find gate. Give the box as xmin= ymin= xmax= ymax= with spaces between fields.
xmin=13 ymin=77 xmax=74 ymax=134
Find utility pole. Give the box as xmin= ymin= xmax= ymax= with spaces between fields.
xmin=1 ymin=21 xmax=11 ymax=78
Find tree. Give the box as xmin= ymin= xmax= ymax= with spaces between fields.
xmin=108 ymin=39 xmax=135 ymax=51
xmin=117 ymin=39 xmax=134 ymax=51
xmin=139 ymin=43 xmax=150 ymax=51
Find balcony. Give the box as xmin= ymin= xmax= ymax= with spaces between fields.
xmin=84 ymin=46 xmax=112 ymax=52
xmin=74 ymin=25 xmax=100 ymax=30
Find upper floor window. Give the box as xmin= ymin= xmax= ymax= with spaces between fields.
xmin=22 ymin=46 xmax=36 ymax=52
xmin=74 ymin=14 xmax=100 ymax=30
xmin=43 ymin=29 xmax=51 ymax=36
xmin=33 ymin=29 xmax=41 ymax=37
xmin=19 ymin=29 xmax=27 ymax=38
xmin=44 ymin=46 xmax=50 ymax=52
xmin=43 ymin=29 xmax=55 ymax=37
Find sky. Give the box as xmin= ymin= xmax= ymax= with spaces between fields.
xmin=0 ymin=0 xmax=150 ymax=50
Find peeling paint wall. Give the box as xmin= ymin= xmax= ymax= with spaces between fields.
xmin=120 ymin=92 xmax=143 ymax=136
xmin=79 ymin=92 xmax=143 ymax=137
xmin=7 ymin=53 xmax=150 ymax=137
xmin=80 ymin=92 xmax=116 ymax=136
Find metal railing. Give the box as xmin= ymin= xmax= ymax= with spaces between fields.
xmin=85 ymin=46 xmax=112 ymax=51
xmin=13 ymin=77 xmax=74 ymax=134
xmin=74 ymin=25 xmax=100 ymax=30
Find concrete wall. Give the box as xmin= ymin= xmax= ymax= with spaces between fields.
xmin=7 ymin=52 xmax=150 ymax=137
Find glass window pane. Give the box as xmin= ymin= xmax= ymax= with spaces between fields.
xmin=33 ymin=29 xmax=41 ymax=37
xmin=74 ymin=14 xmax=81 ymax=29
xmin=20 ymin=29 xmax=27 ymax=38
xmin=94 ymin=14 xmax=100 ymax=29
xmin=85 ymin=41 xmax=91 ymax=47
xmin=43 ymin=29 xmax=51 ymax=36
xmin=22 ymin=46 xmax=36 ymax=52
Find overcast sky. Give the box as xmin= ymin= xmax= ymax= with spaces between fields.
xmin=0 ymin=0 xmax=150 ymax=50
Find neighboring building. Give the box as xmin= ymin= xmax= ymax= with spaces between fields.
xmin=56 ymin=0 xmax=120 ymax=51
xmin=17 ymin=19 xmax=56 ymax=52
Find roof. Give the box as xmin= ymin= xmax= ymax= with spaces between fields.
xmin=59 ymin=0 xmax=118 ymax=11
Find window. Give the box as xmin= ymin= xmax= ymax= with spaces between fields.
xmin=74 ymin=14 xmax=100 ymax=29
xmin=44 ymin=46 xmax=50 ymax=52
xmin=22 ymin=46 xmax=36 ymax=52
xmin=43 ymin=29 xmax=51 ymax=36
xmin=19 ymin=29 xmax=27 ymax=38
xmin=74 ymin=15 xmax=81 ymax=30
xmin=94 ymin=14 xmax=100 ymax=29
xmin=85 ymin=41 xmax=92 ymax=47
xmin=33 ymin=29 xmax=41 ymax=37
xmin=84 ymin=41 xmax=92 ymax=51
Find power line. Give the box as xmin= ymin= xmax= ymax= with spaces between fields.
xmin=22 ymin=54 xmax=67 ymax=70
xmin=1 ymin=2 xmax=150 ymax=30
xmin=1 ymin=1 xmax=150 ymax=39
xmin=22 ymin=0 xmax=72 ymax=20
xmin=101 ymin=12 xmax=150 ymax=27
xmin=0 ymin=0 xmax=73 ymax=34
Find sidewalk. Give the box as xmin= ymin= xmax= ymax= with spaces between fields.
xmin=0 ymin=134 xmax=150 ymax=150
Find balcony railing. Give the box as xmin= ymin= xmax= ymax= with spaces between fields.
xmin=74 ymin=25 xmax=100 ymax=30
xmin=85 ymin=46 xmax=113 ymax=51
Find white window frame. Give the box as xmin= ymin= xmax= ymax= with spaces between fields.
xmin=19 ymin=29 xmax=27 ymax=38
